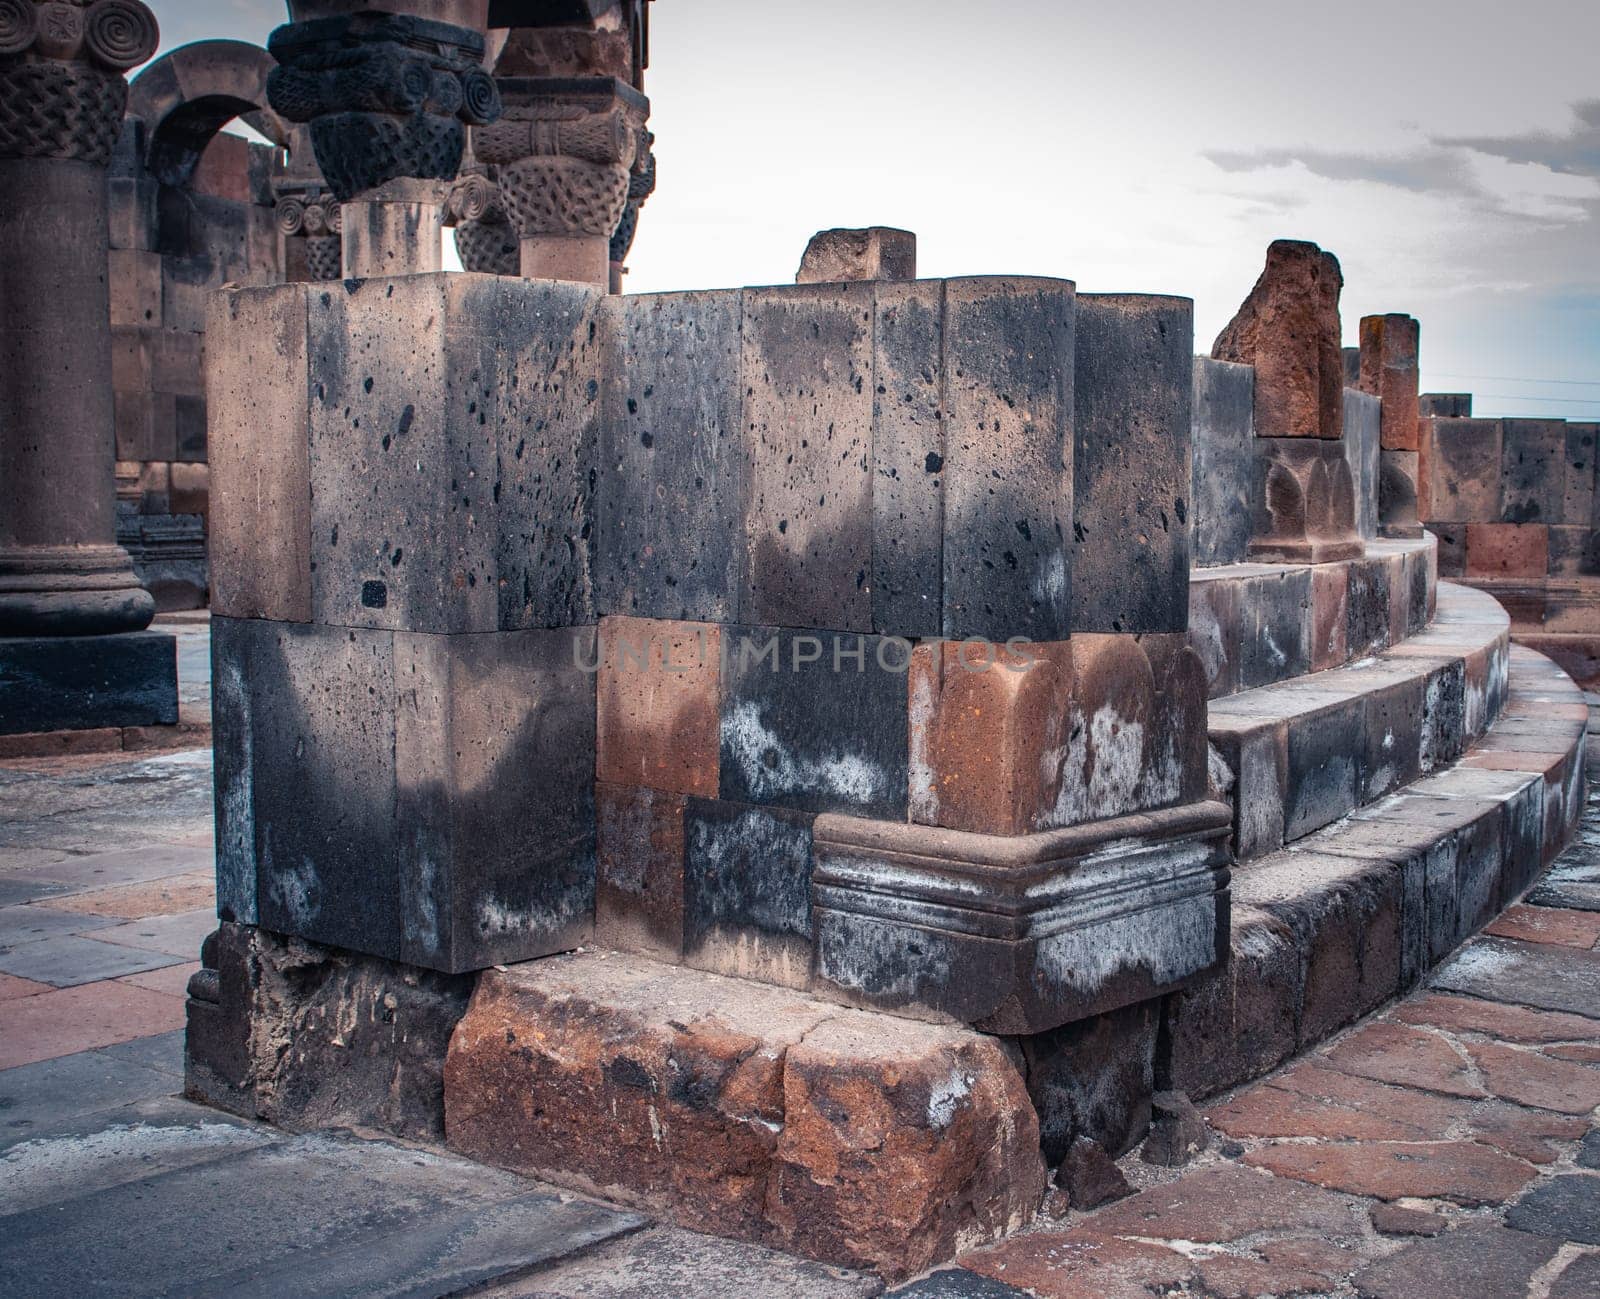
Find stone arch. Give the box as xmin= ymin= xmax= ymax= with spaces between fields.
xmin=128 ymin=40 xmax=293 ymax=188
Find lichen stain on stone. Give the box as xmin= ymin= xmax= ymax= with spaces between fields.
xmin=720 ymin=699 xmax=889 ymax=809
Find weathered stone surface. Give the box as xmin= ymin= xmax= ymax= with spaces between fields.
xmin=1368 ymin=1203 xmax=1448 ymax=1236
xmin=1208 ymin=1065 xmax=1460 ymax=1144
xmin=442 ymin=953 xmax=1045 ymax=1282
xmin=0 ymin=630 xmax=178 ymax=737
xmin=1485 ymin=901 xmax=1600 ymax=948
xmin=1379 ymin=449 xmax=1422 ymax=538
xmin=595 ymin=781 xmax=687 ymax=960
xmin=596 ymin=617 xmax=721 ymax=797
xmin=1463 ymin=1038 xmax=1600 ymax=1114
xmin=718 ymin=625 xmax=908 ymax=820
xmin=1023 ymin=1000 xmax=1157 ymax=1162
xmin=186 ymin=921 xmax=474 ymax=1141
xmin=1552 ymin=1254 xmax=1600 ymax=1299
xmin=1190 ymin=357 xmax=1254 ymax=566
xmin=1431 ymin=936 xmax=1600 ymax=1019
xmin=738 ymin=282 xmax=875 ymax=632
xmin=940 ymin=277 xmax=1074 ymax=642
xmin=1248 ymin=436 xmax=1362 ymax=562
xmin=1310 ymin=563 xmax=1350 ymax=671
xmin=795 ymin=227 xmax=916 ymax=283
xmin=1359 ymin=314 xmax=1420 ymax=452
xmin=1245 ymin=1138 xmax=1536 ymax=1205
xmin=1421 ymin=393 xmax=1473 ymax=417
xmin=1351 ymin=1223 xmax=1559 ymax=1299
xmin=1346 ymin=387 xmax=1383 ymax=540
xmin=1055 ymin=1135 xmax=1133 ymax=1210
xmin=1072 ymin=294 xmax=1192 ymax=634
xmin=1239 ymin=566 xmax=1311 ymax=689
xmin=1320 ymin=1021 xmax=1484 ymax=1098
xmin=1418 ymin=417 xmax=1502 ymax=523
xmin=1465 ymin=522 xmax=1548 ymax=577
xmin=1346 ymin=555 xmax=1392 ymax=657
xmin=1139 ymin=1089 xmax=1209 ymax=1167
xmin=1546 ymin=524 xmax=1600 ymax=576
xmin=1209 ymin=716 xmax=1287 ymax=859
xmin=1187 ymin=570 xmax=1242 ymax=698
xmin=1088 ymin=1163 xmax=1359 ymax=1240
xmin=1501 ymin=418 xmax=1566 ymax=524
xmin=1361 ymin=674 xmax=1425 ymax=804
xmin=599 ymin=291 xmax=743 ymax=623
xmin=1284 ymin=699 xmax=1365 ymax=840
xmin=1393 ymin=991 xmax=1600 ymax=1043
xmin=1563 ymin=422 xmax=1596 ymax=523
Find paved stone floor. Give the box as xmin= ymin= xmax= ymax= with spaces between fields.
xmin=1 ymin=627 xmax=1597 ymax=1296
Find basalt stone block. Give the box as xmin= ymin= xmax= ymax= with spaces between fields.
xmin=1361 ymin=674 xmax=1426 ymax=804
xmin=1284 ymin=694 xmax=1364 ymax=840
xmin=1187 ymin=571 xmax=1242 ymax=698
xmin=595 ymin=781 xmax=687 ymax=960
xmin=1421 ymin=393 xmax=1472 ymax=417
xmin=1432 ymin=523 xmax=1466 ymax=577
xmin=207 ymin=284 xmax=313 ymax=622
xmin=1547 ymin=526 xmax=1600 ymax=577
xmin=941 ymin=277 xmax=1074 ymax=642
xmin=1405 ymin=541 xmax=1433 ymax=635
xmin=1248 ymin=437 xmax=1361 ymax=563
xmin=1212 ymin=239 xmax=1344 ymax=440
xmin=1043 ymin=633 xmax=1208 ymax=828
xmin=812 ymin=801 xmax=1232 ymax=1033
xmin=210 ymin=618 xmax=258 ymax=926
xmin=599 ymin=291 xmax=743 ymax=622
xmin=307 ymin=275 xmax=502 ymax=633
xmin=1073 ymin=294 xmax=1193 ymax=634
xmin=683 ymin=798 xmax=816 ymax=990
xmin=1501 ymin=419 xmax=1566 ymax=525
xmin=0 ymin=630 xmax=178 ymax=737
xmin=1418 ymin=417 xmax=1501 ymax=522
xmin=1420 ymin=657 xmax=1467 ymax=774
xmin=1310 ymin=563 xmax=1350 ymax=671
xmin=738 ymin=282 xmax=875 ymax=633
xmin=393 ymin=627 xmax=597 ymax=972
xmin=871 ymin=279 xmax=945 ymax=636
xmin=1380 ymin=450 xmax=1422 ymax=538
xmin=1347 ymin=556 xmax=1392 ymax=658
xmin=1190 ymin=358 xmax=1254 ymax=566
xmin=718 ymin=626 xmax=909 ymax=819
xmin=1358 ymin=314 xmax=1420 ymax=452
xmin=496 ymin=279 xmax=607 ymax=631
xmin=1208 ymin=718 xmax=1287 ymax=861
xmin=908 ymin=640 xmax=1074 ymax=835
xmin=1239 ymin=567 xmax=1311 ymax=689
xmin=596 ymin=617 xmax=721 ymax=798
xmin=795 ymin=226 xmax=917 ymax=283
xmin=1466 ymin=523 xmax=1548 ymax=578
xmin=1564 ymin=423 xmax=1596 ymax=524
xmin=1344 ymin=388 xmax=1382 ymax=540
xmin=1020 ymin=1000 xmax=1158 ymax=1162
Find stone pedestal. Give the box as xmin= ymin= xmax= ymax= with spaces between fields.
xmin=0 ymin=630 xmax=176 ymax=736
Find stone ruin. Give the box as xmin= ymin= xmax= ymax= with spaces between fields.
xmin=1 ymin=0 xmax=1591 ymax=1286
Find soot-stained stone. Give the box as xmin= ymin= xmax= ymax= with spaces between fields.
xmin=1563 ymin=423 xmax=1596 ymax=524
xmin=599 ymin=291 xmax=743 ymax=622
xmin=1421 ymin=393 xmax=1473 ymax=417
xmin=393 ymin=627 xmax=597 ymax=972
xmin=1187 ymin=572 xmax=1242 ymax=698
xmin=1418 ymin=417 xmax=1502 ymax=522
xmin=307 ymin=275 xmax=501 ymax=634
xmin=595 ymin=781 xmax=688 ymax=960
xmin=1210 ymin=718 xmax=1288 ymax=861
xmin=738 ymin=282 xmax=875 ymax=632
xmin=1431 ymin=523 xmax=1466 ymax=576
xmin=941 ymin=277 xmax=1074 ymax=642
xmin=1344 ymin=388 xmax=1382 ymax=540
xmin=1547 ymin=526 xmax=1600 ymax=577
xmin=1284 ymin=695 xmax=1364 ymax=840
xmin=1310 ymin=563 xmax=1351 ymax=671
xmin=871 ymin=279 xmax=945 ymax=636
xmin=1361 ymin=674 xmax=1425 ymax=804
xmin=1190 ymin=358 xmax=1255 ymax=566
xmin=718 ymin=625 xmax=909 ymax=819
xmin=1501 ymin=419 xmax=1566 ymax=524
xmin=249 ymin=620 xmax=401 ymax=959
xmin=1021 ymin=1000 xmax=1158 ymax=1162
xmin=1072 ymin=294 xmax=1193 ymax=634
xmin=682 ymin=798 xmax=816 ymax=990
xmin=210 ymin=617 xmax=259 ymax=926
xmin=497 ymin=279 xmax=606 ymax=630
xmin=0 ymin=630 xmax=178 ymax=737
xmin=1347 ymin=556 xmax=1392 ymax=658
xmin=1238 ymin=567 xmax=1311 ymax=689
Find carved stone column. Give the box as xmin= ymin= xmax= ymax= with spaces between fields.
xmin=0 ymin=0 xmax=160 ymax=636
xmin=473 ymin=76 xmax=648 ymax=288
xmin=265 ymin=6 xmax=500 ymax=277
xmin=274 ymin=182 xmax=342 ymax=282
xmin=608 ymin=137 xmax=653 ymax=292
xmin=446 ymin=162 xmax=518 ymax=276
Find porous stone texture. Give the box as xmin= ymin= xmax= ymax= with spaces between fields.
xmin=795 ymin=227 xmax=916 ymax=283
xmin=442 ymin=952 xmax=1045 ymax=1282
xmin=1139 ymin=1089 xmax=1210 ymax=1166
xmin=1022 ymin=999 xmax=1158 ymax=1162
xmin=1055 ymin=1135 xmax=1133 ymax=1210
xmin=0 ymin=630 xmax=177 ymax=735
xmin=185 ymin=921 xmax=475 ymax=1142
xmin=1212 ymin=239 xmax=1344 ymax=440
xmin=1190 ymin=357 xmax=1254 ymax=566
xmin=1248 ymin=437 xmax=1362 ymax=563
xmin=1359 ymin=314 xmax=1420 ymax=452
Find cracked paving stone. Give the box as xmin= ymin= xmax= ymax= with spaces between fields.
xmin=1505 ymin=1175 xmax=1600 ymax=1245
xmin=1391 ymin=992 xmax=1600 ymax=1044
xmin=1243 ymin=1139 xmax=1538 ymax=1206
xmin=1350 ymin=1222 xmax=1560 ymax=1299
xmin=1460 ymin=1039 xmax=1600 ymax=1114
xmin=1318 ymin=1022 xmax=1485 ymax=1099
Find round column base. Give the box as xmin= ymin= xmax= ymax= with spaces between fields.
xmin=0 ymin=545 xmax=156 ymax=636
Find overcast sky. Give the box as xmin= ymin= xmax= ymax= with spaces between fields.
xmin=156 ymin=0 xmax=1600 ymax=418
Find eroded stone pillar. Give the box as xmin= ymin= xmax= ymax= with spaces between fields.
xmin=265 ymin=5 xmax=500 ymax=277
xmin=0 ymin=0 xmax=160 ymax=636
xmin=473 ymin=75 xmax=648 ymax=287
xmin=1361 ymin=313 xmax=1424 ymax=539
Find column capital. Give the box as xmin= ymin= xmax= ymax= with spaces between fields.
xmin=0 ymin=0 xmax=160 ymax=166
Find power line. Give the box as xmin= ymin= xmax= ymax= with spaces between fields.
xmin=1472 ymin=394 xmax=1600 ymax=409
xmin=1429 ymin=373 xmax=1600 ymax=388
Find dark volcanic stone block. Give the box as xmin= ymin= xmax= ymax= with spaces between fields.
xmin=595 ymin=781 xmax=687 ymax=961
xmin=1344 ymin=389 xmax=1381 ymax=540
xmin=718 ymin=625 xmax=909 ymax=819
xmin=210 ymin=617 xmax=257 ymax=925
xmin=871 ymin=280 xmax=945 ymax=636
xmin=682 ymin=797 xmax=816 ymax=989
xmin=1190 ymin=358 xmax=1253 ymax=566
xmin=1431 ymin=523 xmax=1466 ymax=577
xmin=1564 ymin=423 xmax=1596 ymax=524
xmin=1501 ymin=419 xmax=1565 ymax=524
xmin=599 ymin=291 xmax=743 ymax=622
xmin=1285 ymin=696 xmax=1364 ymax=840
xmin=250 ymin=620 xmax=401 ymax=958
xmin=1421 ymin=393 xmax=1472 ymax=417
xmin=307 ymin=276 xmax=502 ymax=634
xmin=1419 ymin=417 xmax=1501 ymax=522
xmin=1547 ymin=526 xmax=1600 ymax=577
xmin=1187 ymin=573 xmax=1241 ymax=698
xmin=1347 ymin=556 xmax=1392 ymax=657
xmin=1021 ymin=1001 xmax=1158 ymax=1162
xmin=1209 ymin=719 xmax=1287 ymax=861
xmin=941 ymin=277 xmax=1074 ymax=642
xmin=738 ymin=282 xmax=875 ymax=632
xmin=1073 ymin=294 xmax=1193 ymax=633
xmin=393 ymin=627 xmax=597 ymax=972
xmin=1361 ymin=674 xmax=1425 ymax=804
xmin=0 ymin=630 xmax=177 ymax=736
xmin=1238 ymin=567 xmax=1311 ymax=689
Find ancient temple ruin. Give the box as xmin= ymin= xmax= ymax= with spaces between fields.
xmin=0 ymin=0 xmax=1591 ymax=1288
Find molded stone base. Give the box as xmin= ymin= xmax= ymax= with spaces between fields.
xmin=0 ymin=629 xmax=177 ymax=735
xmin=811 ymin=801 xmax=1232 ymax=1034
xmin=442 ymin=951 xmax=1044 ymax=1283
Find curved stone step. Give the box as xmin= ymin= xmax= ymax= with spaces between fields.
xmin=1208 ymin=581 xmax=1510 ymax=861
xmin=1170 ymin=643 xmax=1587 ymax=1100
xmin=1190 ymin=535 xmax=1437 ymax=698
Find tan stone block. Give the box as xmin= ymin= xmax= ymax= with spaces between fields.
xmin=169 ymin=461 xmax=210 ymax=517
xmin=595 ymin=617 xmax=721 ymax=797
xmin=908 ymin=639 xmax=1073 ymax=835
xmin=149 ymin=329 xmax=205 ymax=397
xmin=795 ymin=226 xmax=916 ymax=283
xmin=110 ymin=326 xmax=149 ymax=394
xmin=1466 ymin=523 xmax=1548 ymax=578
xmin=108 ymin=249 xmax=162 ymax=327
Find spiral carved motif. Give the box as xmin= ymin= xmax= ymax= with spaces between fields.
xmin=82 ymin=0 xmax=157 ymax=70
xmin=274 ymin=195 xmax=305 ymax=236
xmin=0 ymin=0 xmax=36 ymax=56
